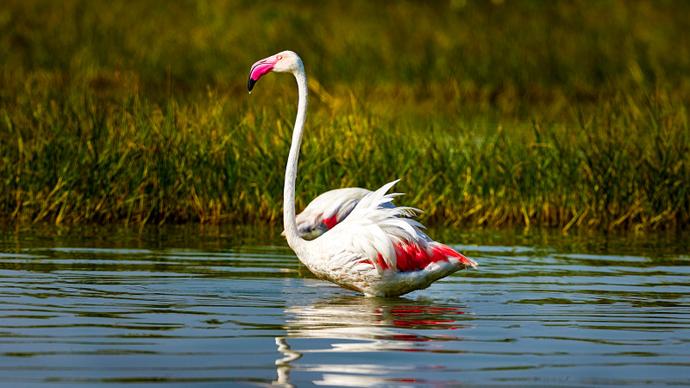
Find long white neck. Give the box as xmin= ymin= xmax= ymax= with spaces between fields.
xmin=284 ymin=64 xmax=308 ymax=253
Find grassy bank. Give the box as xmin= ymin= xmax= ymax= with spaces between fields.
xmin=1 ymin=0 xmax=689 ymax=230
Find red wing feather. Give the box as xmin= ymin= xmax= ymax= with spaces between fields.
xmin=364 ymin=241 xmax=475 ymax=272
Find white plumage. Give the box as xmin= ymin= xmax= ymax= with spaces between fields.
xmin=289 ymin=187 xmax=396 ymax=239
xmin=248 ymin=50 xmax=477 ymax=297
xmin=293 ymin=187 xmax=372 ymax=239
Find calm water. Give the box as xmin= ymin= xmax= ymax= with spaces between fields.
xmin=0 ymin=225 xmax=689 ymax=387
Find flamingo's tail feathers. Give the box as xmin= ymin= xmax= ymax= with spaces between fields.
xmin=459 ymin=254 xmax=478 ymax=269
xmin=430 ymin=243 xmax=478 ymax=269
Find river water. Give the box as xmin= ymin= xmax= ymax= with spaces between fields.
xmin=0 ymin=225 xmax=688 ymax=387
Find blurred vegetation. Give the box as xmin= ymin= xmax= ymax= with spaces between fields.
xmin=0 ymin=0 xmax=688 ymax=231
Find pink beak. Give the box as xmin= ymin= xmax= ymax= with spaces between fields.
xmin=248 ymin=57 xmax=278 ymax=91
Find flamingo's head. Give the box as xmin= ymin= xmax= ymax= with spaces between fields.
xmin=248 ymin=50 xmax=303 ymax=92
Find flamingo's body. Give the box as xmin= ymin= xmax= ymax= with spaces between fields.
xmin=248 ymin=51 xmax=476 ymax=297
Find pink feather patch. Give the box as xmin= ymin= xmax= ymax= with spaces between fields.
xmin=394 ymin=242 xmax=445 ymax=272
xmin=322 ymin=214 xmax=339 ymax=229
xmin=364 ymin=241 xmax=475 ymax=272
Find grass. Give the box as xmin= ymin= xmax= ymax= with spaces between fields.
xmin=1 ymin=0 xmax=689 ymax=231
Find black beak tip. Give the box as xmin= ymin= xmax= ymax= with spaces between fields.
xmin=247 ymin=78 xmax=256 ymax=92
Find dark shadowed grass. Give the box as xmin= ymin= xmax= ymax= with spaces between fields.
xmin=1 ymin=0 xmax=689 ymax=230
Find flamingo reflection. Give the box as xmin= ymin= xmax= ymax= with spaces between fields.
xmin=274 ymin=295 xmax=470 ymax=385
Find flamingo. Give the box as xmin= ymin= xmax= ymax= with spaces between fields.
xmin=248 ymin=50 xmax=477 ymax=297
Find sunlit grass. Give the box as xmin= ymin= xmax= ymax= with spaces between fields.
xmin=1 ymin=0 xmax=688 ymax=230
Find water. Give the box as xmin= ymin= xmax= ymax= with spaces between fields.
xmin=1 ymin=225 xmax=689 ymax=387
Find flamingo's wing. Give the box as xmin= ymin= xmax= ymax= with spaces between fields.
xmin=321 ymin=180 xmax=477 ymax=276
xmin=294 ymin=187 xmax=394 ymax=239
xmin=297 ymin=188 xmax=370 ymax=233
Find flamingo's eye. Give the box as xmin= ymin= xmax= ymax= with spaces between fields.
xmin=276 ymin=55 xmax=283 ymax=60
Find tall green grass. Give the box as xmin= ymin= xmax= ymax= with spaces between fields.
xmin=1 ymin=0 xmax=689 ymax=230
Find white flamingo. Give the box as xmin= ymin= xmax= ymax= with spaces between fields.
xmin=248 ymin=50 xmax=477 ymax=297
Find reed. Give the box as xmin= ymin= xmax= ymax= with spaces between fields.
xmin=1 ymin=0 xmax=689 ymax=230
